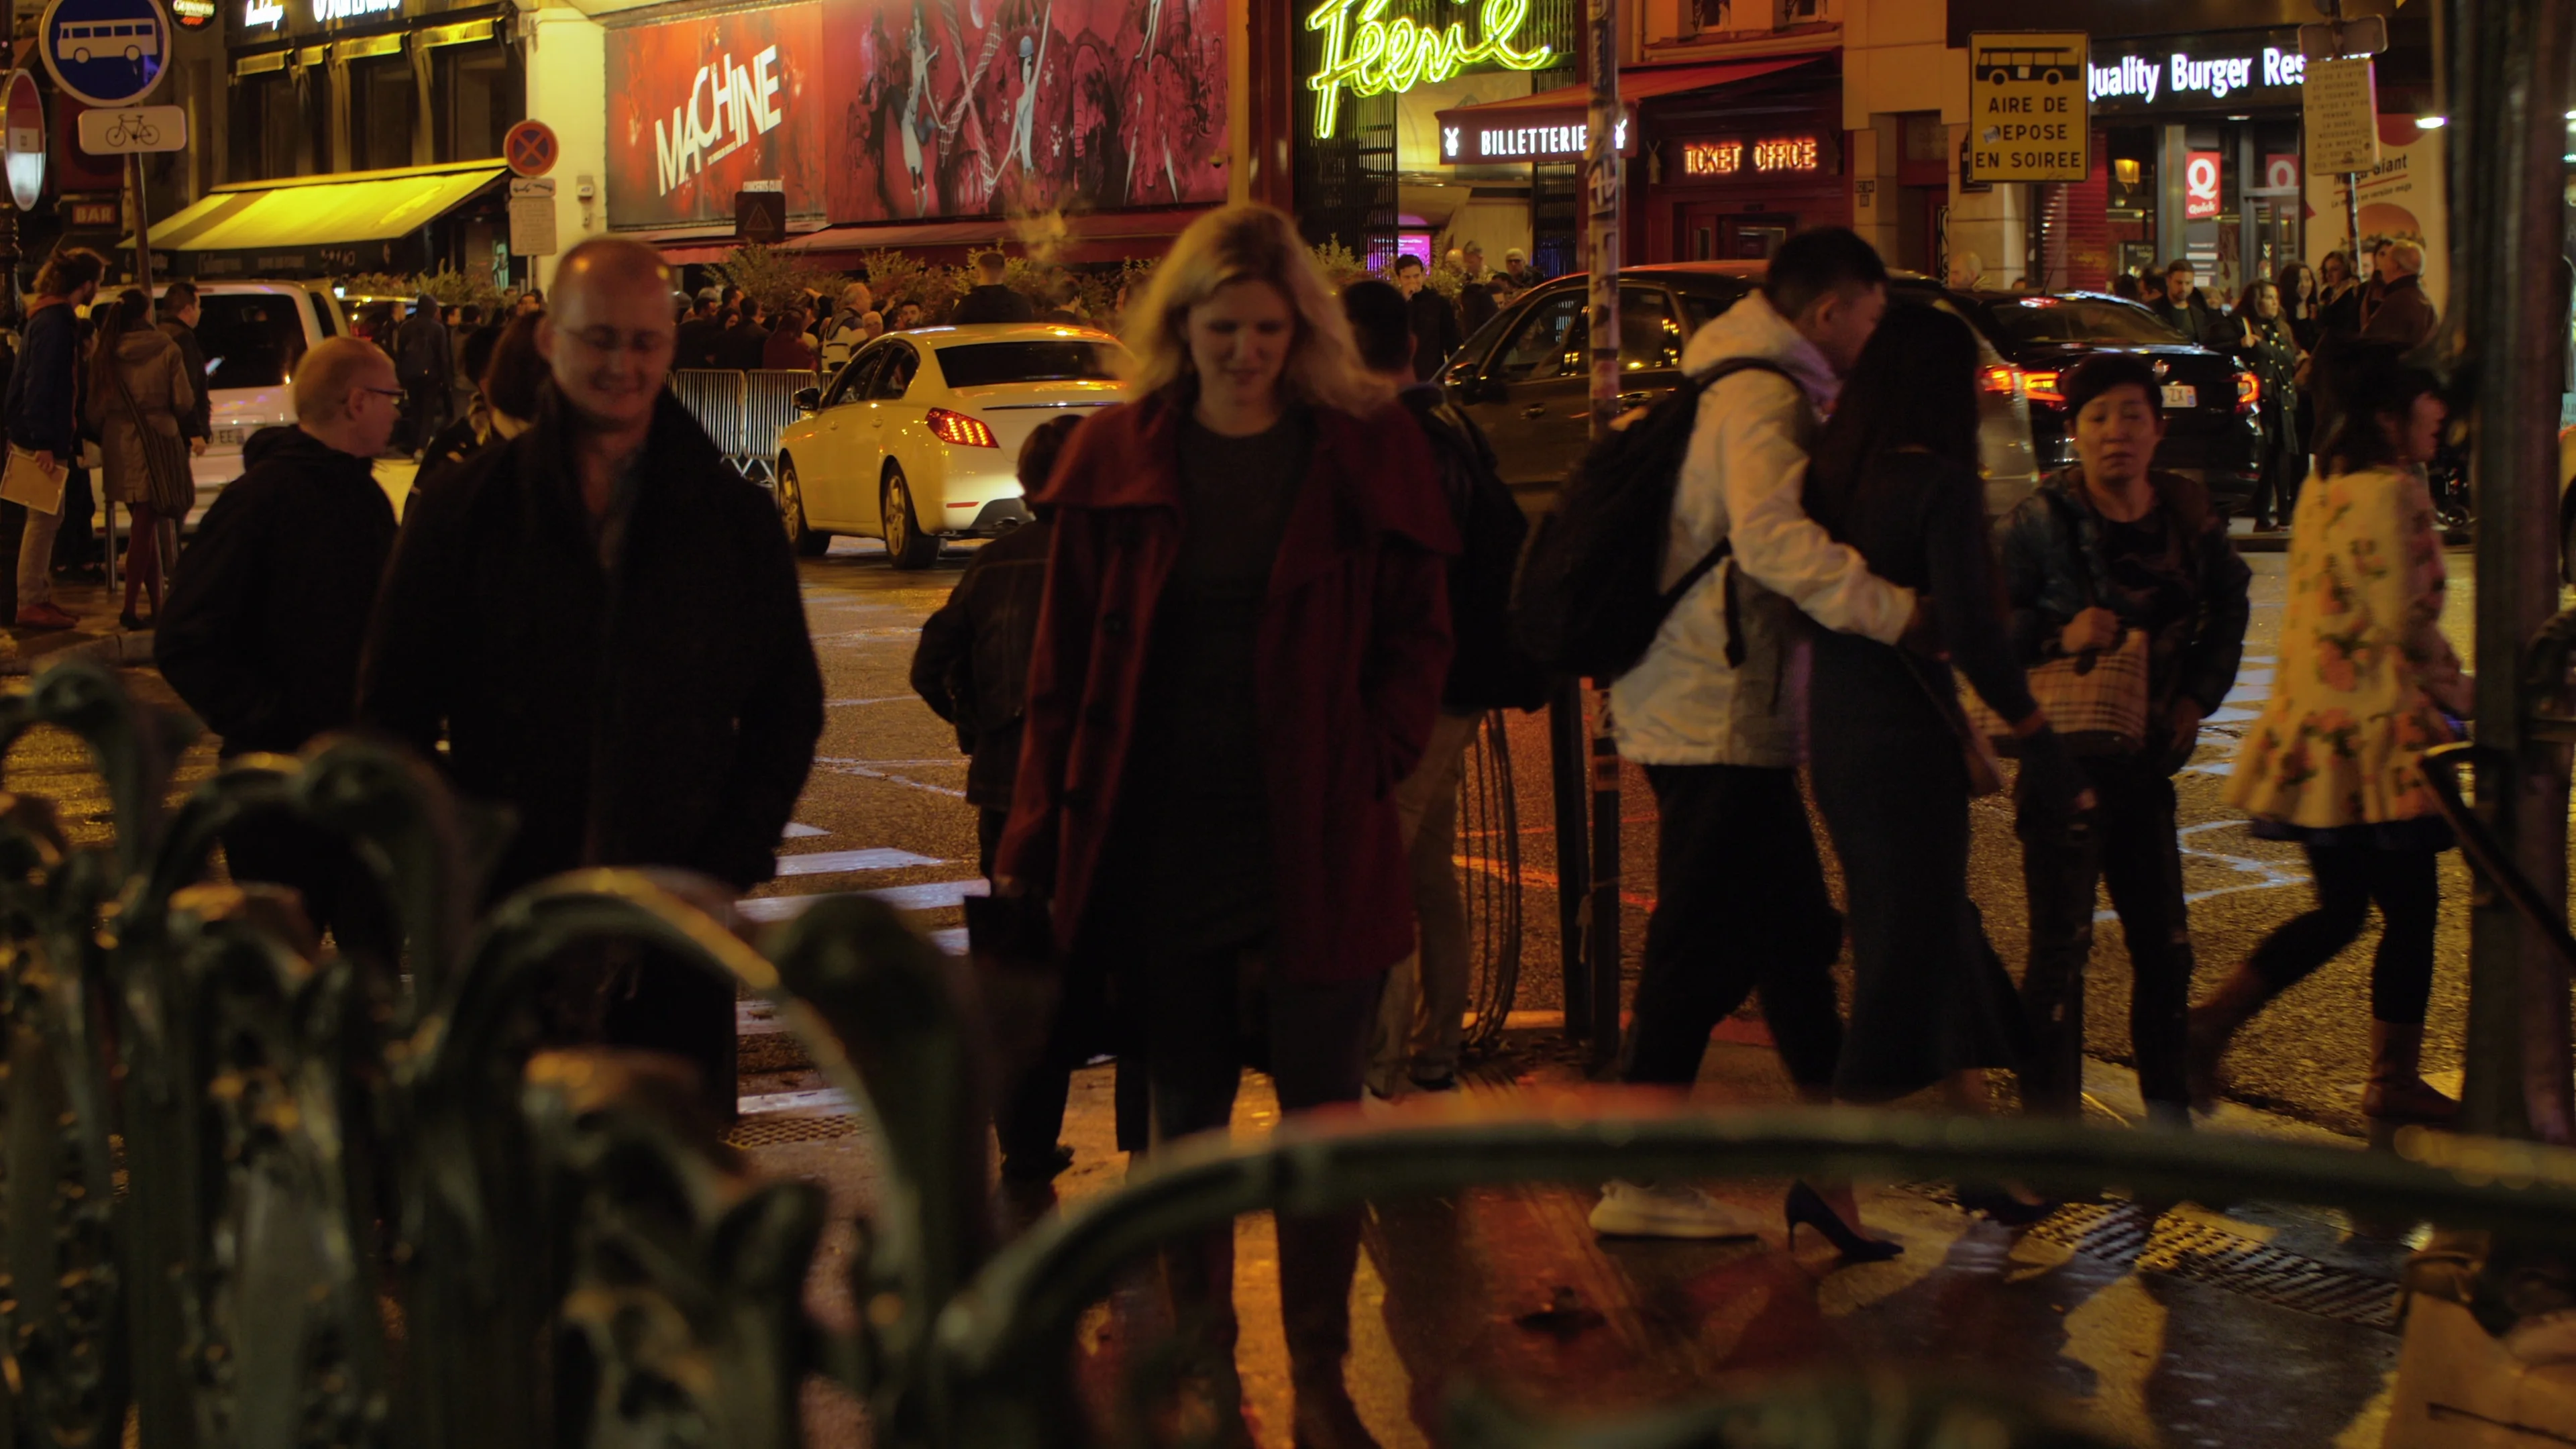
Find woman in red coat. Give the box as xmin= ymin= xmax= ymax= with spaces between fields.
xmin=996 ymin=203 xmax=1455 ymax=1446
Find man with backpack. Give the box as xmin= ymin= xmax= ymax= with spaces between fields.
xmin=1342 ymin=278 xmax=1542 ymax=1103
xmin=1588 ymin=228 xmax=1919 ymax=1238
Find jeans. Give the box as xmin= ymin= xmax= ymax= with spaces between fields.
xmin=1137 ymin=943 xmax=1379 ymax=1384
xmin=1623 ymin=763 xmax=1844 ymax=1091
xmin=16 ymin=497 xmax=62 ymax=610
xmin=1366 ymin=710 xmax=1481 ymax=1095
xmin=2015 ymin=752 xmax=2194 ymax=1114
xmin=2251 ymin=841 xmax=2439 ymax=1024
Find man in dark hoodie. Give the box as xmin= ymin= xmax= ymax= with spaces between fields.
xmin=953 ymin=250 xmax=1034 ymax=323
xmin=158 ymin=282 xmax=213 ymax=453
xmin=1 ymin=246 xmax=105 ymax=631
xmin=392 ymin=292 xmax=452 ymax=456
xmin=156 ymin=337 xmax=402 ymax=950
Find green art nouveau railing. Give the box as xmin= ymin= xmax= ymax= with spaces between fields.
xmin=4 ymin=656 xmax=2576 ymax=1449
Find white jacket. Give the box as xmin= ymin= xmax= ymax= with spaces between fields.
xmin=1609 ymin=292 xmax=1916 ymax=767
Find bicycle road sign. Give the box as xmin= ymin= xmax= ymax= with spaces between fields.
xmin=504 ymin=119 xmax=558 ymax=178
xmin=38 ymin=0 xmax=169 ymax=109
xmin=75 ymin=103 xmax=183 ymax=153
xmin=1968 ymin=30 xmax=2089 ymax=183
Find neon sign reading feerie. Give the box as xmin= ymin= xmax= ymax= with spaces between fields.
xmin=1307 ymin=0 xmax=1554 ymax=139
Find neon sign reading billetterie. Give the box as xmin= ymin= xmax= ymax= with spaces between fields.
xmin=1307 ymin=0 xmax=1553 ymax=140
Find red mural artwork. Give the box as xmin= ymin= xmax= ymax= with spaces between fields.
xmin=605 ymin=3 xmax=828 ymax=230
xmin=819 ymin=0 xmax=1228 ymax=223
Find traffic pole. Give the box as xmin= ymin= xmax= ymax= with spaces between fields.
xmin=1580 ymin=0 xmax=1621 ymax=1079
xmin=127 ymin=151 xmax=150 ymax=293
xmin=2452 ymin=0 xmax=2575 ymax=1142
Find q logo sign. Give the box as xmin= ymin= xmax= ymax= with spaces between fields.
xmin=2184 ymin=150 xmax=2222 ymax=219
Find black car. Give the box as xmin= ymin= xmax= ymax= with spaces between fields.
xmin=1438 ymin=262 xmax=2041 ymax=517
xmin=1953 ymin=290 xmax=2263 ymax=512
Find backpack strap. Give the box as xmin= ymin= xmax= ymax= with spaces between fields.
xmin=1659 ymin=356 xmax=1802 ymax=666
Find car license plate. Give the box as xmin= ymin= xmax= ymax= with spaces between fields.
xmin=2161 ymin=383 xmax=2197 ymax=409
xmin=211 ymin=427 xmax=242 ymax=447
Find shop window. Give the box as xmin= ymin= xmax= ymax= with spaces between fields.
xmin=435 ymin=45 xmax=514 ymax=162
xmin=349 ymin=54 xmax=414 ymax=171
xmin=230 ymin=69 xmax=301 ymax=180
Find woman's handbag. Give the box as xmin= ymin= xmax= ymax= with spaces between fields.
xmin=109 ymin=366 xmax=194 ymax=519
xmin=1965 ymin=627 xmax=2151 ymax=757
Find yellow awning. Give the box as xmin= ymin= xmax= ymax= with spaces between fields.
xmin=138 ymin=162 xmax=509 ymax=254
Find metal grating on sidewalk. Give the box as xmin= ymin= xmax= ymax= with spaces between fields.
xmin=726 ymin=1114 xmax=863 ymax=1148
xmin=2022 ymin=1200 xmax=2402 ymax=1332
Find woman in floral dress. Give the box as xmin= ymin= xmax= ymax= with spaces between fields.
xmin=2189 ymin=343 xmax=2473 ymax=1122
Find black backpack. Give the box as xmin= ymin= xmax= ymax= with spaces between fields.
xmin=1399 ymin=390 xmax=1546 ymax=712
xmin=1507 ymin=357 xmax=1797 ymax=682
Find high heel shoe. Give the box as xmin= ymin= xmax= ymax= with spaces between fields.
xmin=1784 ymin=1181 xmax=1902 ymax=1263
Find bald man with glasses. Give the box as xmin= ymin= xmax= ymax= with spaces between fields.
xmin=157 ymin=337 xmax=407 ymax=955
xmin=360 ymin=238 xmax=824 ymax=1114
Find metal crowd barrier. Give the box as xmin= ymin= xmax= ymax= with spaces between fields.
xmin=667 ymin=368 xmax=818 ymax=486
xmin=5 ymin=655 xmax=2575 ymax=1447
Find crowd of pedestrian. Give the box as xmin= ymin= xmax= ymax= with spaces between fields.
xmin=0 ymin=193 xmax=2461 ymax=1449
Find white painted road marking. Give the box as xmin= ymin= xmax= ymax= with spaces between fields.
xmin=774 ymin=848 xmax=944 ymax=877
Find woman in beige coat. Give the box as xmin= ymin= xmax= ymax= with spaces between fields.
xmin=83 ymin=289 xmax=193 ymax=627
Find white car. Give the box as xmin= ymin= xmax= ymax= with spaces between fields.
xmin=186 ymin=281 xmax=350 ymax=522
xmin=773 ymin=323 xmax=1129 ymax=568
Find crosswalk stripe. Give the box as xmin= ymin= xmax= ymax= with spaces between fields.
xmin=734 ymin=879 xmax=987 ymax=923
xmin=775 ymin=847 xmax=944 ymax=877
xmin=782 ymin=822 xmax=829 ymax=839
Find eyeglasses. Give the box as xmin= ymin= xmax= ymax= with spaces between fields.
xmin=360 ymin=386 xmax=404 ymax=398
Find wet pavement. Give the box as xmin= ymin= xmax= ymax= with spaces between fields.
xmin=708 ymin=531 xmax=2518 ymax=1445
xmin=22 ymin=521 xmax=2530 ymax=1446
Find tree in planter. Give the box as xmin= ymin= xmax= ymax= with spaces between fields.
xmin=707 ymin=243 xmax=847 ymax=315
xmin=414 ymin=264 xmax=508 ymax=319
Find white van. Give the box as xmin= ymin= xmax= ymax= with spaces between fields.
xmin=184 ymin=281 xmax=348 ymax=521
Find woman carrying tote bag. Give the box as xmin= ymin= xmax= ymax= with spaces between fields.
xmin=1996 ymin=353 xmax=2252 ymax=1125
xmin=83 ymin=289 xmax=194 ymax=629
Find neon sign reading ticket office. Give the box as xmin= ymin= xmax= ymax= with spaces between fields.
xmin=1307 ymin=0 xmax=1553 ymax=139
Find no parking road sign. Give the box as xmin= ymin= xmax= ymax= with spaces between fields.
xmin=1968 ymin=30 xmax=2089 ymax=183
xmin=38 ymin=0 xmax=169 ymax=110
xmin=504 ymin=119 xmax=558 ymax=178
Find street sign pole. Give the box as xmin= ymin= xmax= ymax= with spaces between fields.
xmin=127 ymin=152 xmax=149 ymax=293
xmin=2451 ymin=0 xmax=2576 ymax=1143
xmin=1580 ymin=0 xmax=1621 ymax=1077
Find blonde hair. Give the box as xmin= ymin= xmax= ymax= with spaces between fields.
xmin=2383 ymin=238 xmax=2425 ymax=276
xmin=1120 ymin=204 xmax=1382 ymax=416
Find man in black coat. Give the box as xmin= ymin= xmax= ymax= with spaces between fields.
xmin=717 ymin=297 xmax=771 ymax=370
xmin=2149 ymin=259 xmax=2227 ymax=349
xmin=158 ymin=282 xmax=213 ymax=453
xmin=358 ymin=237 xmax=824 ymax=1114
xmin=675 ymin=288 xmax=728 ymax=370
xmin=954 ymin=251 xmax=1036 ymax=323
xmin=157 ymin=337 xmax=405 ymax=951
xmin=2360 ymin=238 xmax=2438 ymax=350
xmin=392 ymin=292 xmax=452 ymax=455
xmin=1392 ymin=254 xmax=1462 ymax=381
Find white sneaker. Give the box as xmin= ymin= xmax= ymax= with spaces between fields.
xmin=1587 ymin=1179 xmax=1765 ymax=1240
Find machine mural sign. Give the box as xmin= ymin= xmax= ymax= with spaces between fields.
xmin=606 ymin=3 xmax=824 ymax=229
xmin=821 ymin=0 xmax=1228 ymax=222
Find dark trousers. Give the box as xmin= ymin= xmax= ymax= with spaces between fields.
xmin=983 ymin=804 xmax=1148 ymax=1173
xmin=51 ymin=467 xmax=93 ymax=568
xmin=2016 ymin=753 xmax=2194 ymax=1113
xmin=2249 ymin=433 xmax=2306 ymax=528
xmin=2251 ymin=841 xmax=2440 ymax=1024
xmin=0 ymin=499 xmax=23 ymax=625
xmin=223 ymin=814 xmax=398 ymax=963
xmin=1624 ymin=763 xmax=1845 ymax=1091
xmin=1137 ymin=944 xmax=1379 ymax=1384
xmin=401 ymin=382 xmax=448 ymax=455
xmin=601 ymin=949 xmax=739 ymax=1119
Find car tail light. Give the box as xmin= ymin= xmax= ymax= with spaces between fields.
xmin=2022 ymin=369 xmax=2063 ymax=406
xmin=926 ymin=407 xmax=998 ymax=448
xmin=1980 ymin=365 xmax=2022 ymax=400
xmin=2236 ymin=370 xmax=2261 ymax=411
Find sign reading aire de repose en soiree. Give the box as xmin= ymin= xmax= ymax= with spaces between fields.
xmin=1968 ymin=31 xmax=2089 ymax=183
